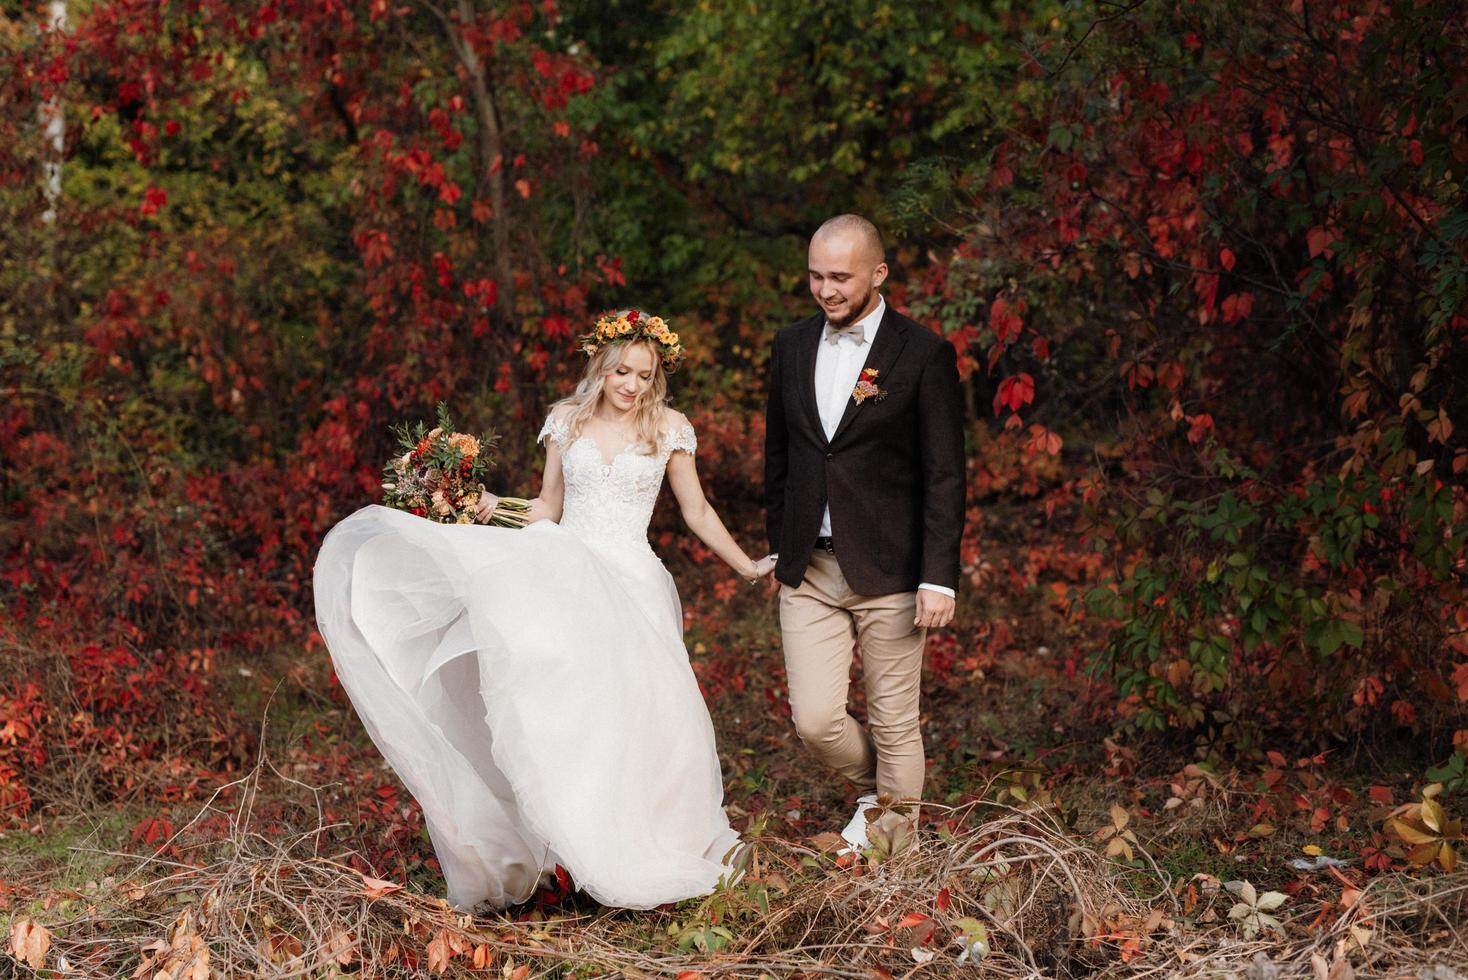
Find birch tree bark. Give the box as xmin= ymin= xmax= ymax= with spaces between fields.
xmin=39 ymin=1 xmax=66 ymax=227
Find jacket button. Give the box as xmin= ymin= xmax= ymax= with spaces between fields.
xmin=825 ymin=452 xmax=834 ymax=460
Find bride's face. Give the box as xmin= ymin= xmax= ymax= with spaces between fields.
xmin=602 ymin=342 xmax=657 ymax=413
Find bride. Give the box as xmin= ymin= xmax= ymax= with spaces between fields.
xmin=313 ymin=310 xmax=774 ymax=910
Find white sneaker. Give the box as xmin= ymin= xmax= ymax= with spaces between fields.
xmin=839 ymin=793 xmax=879 ymax=850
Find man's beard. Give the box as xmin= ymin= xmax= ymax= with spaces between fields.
xmin=824 ymin=285 xmax=874 ymax=328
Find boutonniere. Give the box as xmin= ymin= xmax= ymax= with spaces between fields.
xmin=852 ymin=367 xmax=887 ymax=404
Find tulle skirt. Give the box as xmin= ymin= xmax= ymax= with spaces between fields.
xmin=312 ymin=505 xmax=739 ymax=909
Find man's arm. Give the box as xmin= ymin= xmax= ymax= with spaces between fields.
xmin=763 ymin=336 xmax=789 ymax=556
xmin=916 ymin=339 xmax=965 ymax=593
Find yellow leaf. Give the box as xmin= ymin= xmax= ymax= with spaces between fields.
xmin=1421 ymin=796 xmax=1446 ymax=833
xmin=1390 ymin=818 xmax=1439 ymax=846
xmin=1303 ymin=844 xmax=1323 ymax=856
xmin=1439 ymin=842 xmax=1458 ymax=873
xmin=1109 ymin=804 xmax=1130 ymax=829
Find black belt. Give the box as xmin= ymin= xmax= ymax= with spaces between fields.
xmin=813 ymin=536 xmax=835 ymax=554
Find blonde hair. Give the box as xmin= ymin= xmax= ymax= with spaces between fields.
xmin=551 ymin=337 xmax=670 ymax=455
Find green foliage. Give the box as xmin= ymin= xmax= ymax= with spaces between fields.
xmin=1428 ymin=752 xmax=1468 ymax=798
xmin=921 ymin=0 xmax=1468 ymax=744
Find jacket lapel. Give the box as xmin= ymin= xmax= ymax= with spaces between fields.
xmin=829 ymin=306 xmax=909 ymax=446
xmin=792 ymin=317 xmax=827 ymax=445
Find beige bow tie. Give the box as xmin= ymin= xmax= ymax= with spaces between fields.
xmin=824 ymin=322 xmax=865 ymax=345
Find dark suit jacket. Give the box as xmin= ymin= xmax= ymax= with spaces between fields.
xmin=763 ymin=304 xmax=966 ymax=595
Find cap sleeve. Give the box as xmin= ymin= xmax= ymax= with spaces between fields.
xmin=663 ymin=420 xmax=696 ymax=459
xmin=538 ymin=412 xmax=571 ymax=451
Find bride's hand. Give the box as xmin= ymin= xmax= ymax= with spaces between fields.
xmin=473 ymin=492 xmax=501 ymax=524
xmin=523 ymin=498 xmax=556 ymax=524
xmin=746 ymin=554 xmax=777 ymax=584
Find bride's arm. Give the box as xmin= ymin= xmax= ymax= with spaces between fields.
xmin=666 ymin=449 xmax=774 ymax=583
xmin=531 ymin=442 xmax=565 ymax=522
xmin=473 ymin=442 xmax=565 ymax=524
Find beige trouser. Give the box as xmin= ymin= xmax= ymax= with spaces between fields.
xmin=779 ymin=551 xmax=926 ymax=802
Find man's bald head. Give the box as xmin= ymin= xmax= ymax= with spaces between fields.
xmin=808 ymin=214 xmax=889 ymax=328
xmin=811 ymin=213 xmax=885 ymax=266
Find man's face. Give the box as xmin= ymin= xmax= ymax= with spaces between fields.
xmin=808 ymin=231 xmax=887 ymax=328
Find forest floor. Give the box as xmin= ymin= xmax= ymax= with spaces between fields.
xmin=3 ymin=498 xmax=1466 ymax=977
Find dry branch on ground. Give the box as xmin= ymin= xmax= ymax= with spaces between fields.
xmin=4 ymin=763 xmax=1467 ymax=978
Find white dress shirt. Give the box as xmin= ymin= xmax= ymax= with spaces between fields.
xmin=814 ymin=297 xmax=954 ymax=599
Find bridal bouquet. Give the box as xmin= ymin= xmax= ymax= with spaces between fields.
xmin=380 ymin=404 xmax=531 ymax=527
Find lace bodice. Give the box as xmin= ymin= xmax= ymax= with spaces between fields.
xmin=538 ymin=412 xmax=696 ymax=557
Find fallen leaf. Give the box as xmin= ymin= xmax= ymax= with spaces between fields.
xmin=426 ymin=929 xmax=453 ymax=974
xmin=359 ymin=874 xmax=403 ymax=899
xmin=8 ymin=917 xmax=50 ymax=970
xmin=322 ymin=928 xmax=355 ymax=966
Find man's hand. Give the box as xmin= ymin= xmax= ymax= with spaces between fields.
xmin=914 ymin=589 xmax=955 ymax=630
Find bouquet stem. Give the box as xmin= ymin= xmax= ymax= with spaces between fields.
xmin=488 ymin=496 xmax=533 ymax=529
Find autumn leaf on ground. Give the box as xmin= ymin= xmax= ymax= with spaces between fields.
xmin=1384 ymin=787 xmax=1463 ymax=871
xmin=1094 ymin=804 xmax=1138 ymax=861
xmin=321 ymin=927 xmax=355 ymax=967
xmin=8 ymin=917 xmax=50 ymax=970
xmin=1226 ymin=880 xmax=1287 ymax=939
xmin=359 ymin=873 xmax=404 ymax=899
xmin=426 ymin=928 xmax=454 ymax=973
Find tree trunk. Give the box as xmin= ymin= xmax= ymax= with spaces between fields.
xmin=441 ymin=0 xmax=516 ymax=322
xmin=39 ymin=1 xmax=66 ymax=227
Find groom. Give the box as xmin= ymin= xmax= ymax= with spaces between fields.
xmin=764 ymin=214 xmax=965 ymax=848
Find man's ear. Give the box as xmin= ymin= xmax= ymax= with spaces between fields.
xmin=872 ymin=262 xmax=889 ymax=289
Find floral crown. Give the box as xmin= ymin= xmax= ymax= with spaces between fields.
xmin=578 ymin=309 xmax=685 ymax=372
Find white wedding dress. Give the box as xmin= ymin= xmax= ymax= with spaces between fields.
xmin=312 ymin=412 xmax=740 ymax=909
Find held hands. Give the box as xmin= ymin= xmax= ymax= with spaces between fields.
xmin=745 ymin=554 xmax=777 ymax=584
xmin=914 ymin=589 xmax=955 ymax=630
